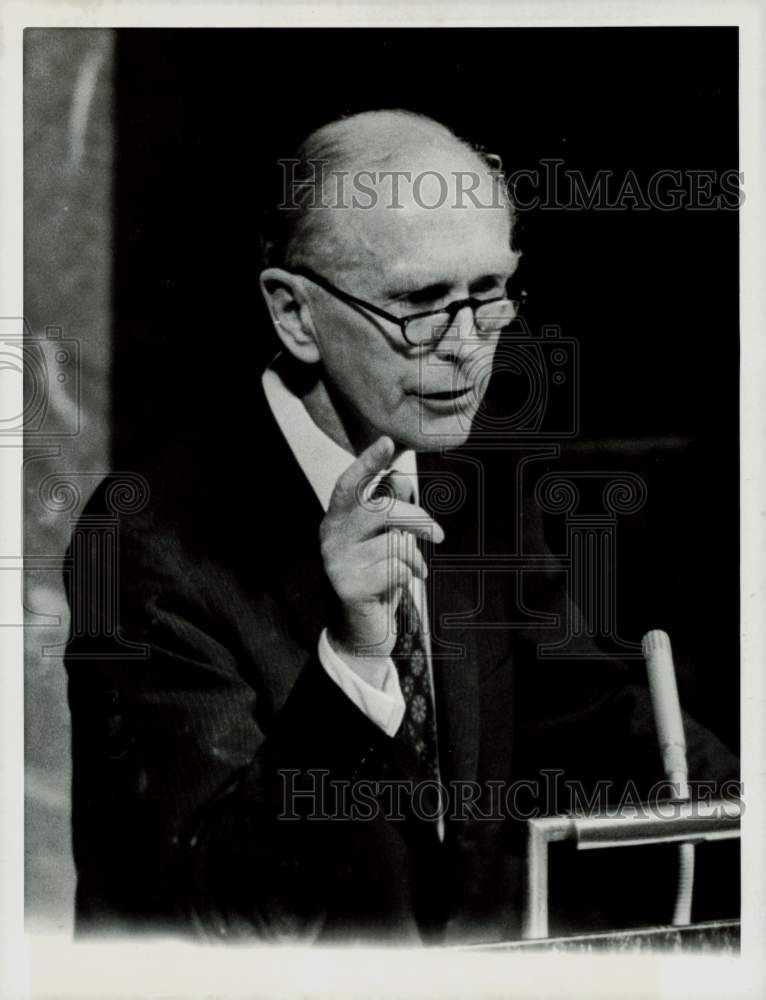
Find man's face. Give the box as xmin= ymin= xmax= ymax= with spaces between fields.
xmin=302 ymin=151 xmax=518 ymax=453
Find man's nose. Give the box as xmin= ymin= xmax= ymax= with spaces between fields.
xmin=433 ymin=304 xmax=475 ymax=358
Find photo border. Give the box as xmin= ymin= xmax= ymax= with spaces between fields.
xmin=2 ymin=2 xmax=763 ymax=998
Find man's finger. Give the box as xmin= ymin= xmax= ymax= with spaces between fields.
xmin=382 ymin=501 xmax=445 ymax=545
xmin=358 ymin=531 xmax=428 ymax=580
xmin=365 ymin=558 xmax=412 ymax=598
xmin=330 ymin=436 xmax=395 ymax=511
xmin=335 ymin=498 xmax=445 ymax=545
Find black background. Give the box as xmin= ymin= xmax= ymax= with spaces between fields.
xmin=112 ymin=28 xmax=739 ymax=750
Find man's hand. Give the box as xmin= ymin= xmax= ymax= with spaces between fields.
xmin=320 ymin=436 xmax=444 ymax=685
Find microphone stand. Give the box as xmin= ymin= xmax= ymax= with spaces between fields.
xmin=521 ymin=630 xmax=740 ymax=941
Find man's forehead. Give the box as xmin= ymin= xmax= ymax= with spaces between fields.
xmin=329 ymin=185 xmax=513 ymax=288
xmin=381 ymin=249 xmax=518 ymax=292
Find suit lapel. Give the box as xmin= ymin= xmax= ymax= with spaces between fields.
xmin=418 ymin=450 xmax=482 ymax=789
xmin=258 ymin=396 xmax=335 ymax=651
xmin=430 ymin=566 xmax=482 ymax=789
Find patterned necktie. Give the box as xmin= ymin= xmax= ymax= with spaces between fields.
xmin=392 ymin=582 xmax=440 ymax=782
xmin=372 ymin=471 xmax=440 ymax=782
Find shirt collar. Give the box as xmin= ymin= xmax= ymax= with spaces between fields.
xmin=262 ymin=362 xmax=418 ymax=512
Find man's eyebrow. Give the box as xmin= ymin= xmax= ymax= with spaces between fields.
xmin=469 ymin=270 xmax=515 ymax=290
xmin=385 ymin=280 xmax=451 ymax=303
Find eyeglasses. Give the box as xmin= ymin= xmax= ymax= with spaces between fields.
xmin=287 ymin=264 xmax=527 ymax=348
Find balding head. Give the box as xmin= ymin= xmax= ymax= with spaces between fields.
xmin=264 ymin=108 xmax=515 ymax=274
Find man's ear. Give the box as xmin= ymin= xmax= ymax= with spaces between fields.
xmin=259 ymin=268 xmax=321 ymax=364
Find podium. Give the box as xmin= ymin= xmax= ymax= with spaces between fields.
xmin=462 ymin=633 xmax=742 ymax=953
xmin=465 ymin=919 xmax=740 ymax=953
xmin=493 ymin=797 xmax=743 ymax=951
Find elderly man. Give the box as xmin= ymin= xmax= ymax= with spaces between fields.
xmin=64 ymin=109 xmax=737 ymax=944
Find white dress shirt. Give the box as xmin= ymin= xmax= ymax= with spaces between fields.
xmin=261 ymin=363 xmax=436 ymax=741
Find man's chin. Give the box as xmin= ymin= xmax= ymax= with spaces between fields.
xmin=398 ymin=413 xmax=476 ymax=453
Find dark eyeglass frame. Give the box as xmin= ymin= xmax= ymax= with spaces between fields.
xmin=286 ymin=264 xmax=527 ymax=348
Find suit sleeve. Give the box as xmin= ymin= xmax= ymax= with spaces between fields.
xmin=317 ymin=628 xmax=406 ymax=737
xmin=64 ymin=504 xmax=402 ymax=942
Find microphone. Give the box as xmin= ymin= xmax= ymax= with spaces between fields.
xmin=642 ymin=629 xmax=688 ymax=794
xmin=641 ymin=628 xmax=694 ymax=925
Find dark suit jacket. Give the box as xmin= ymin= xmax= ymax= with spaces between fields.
xmin=64 ymin=384 xmax=738 ymax=944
